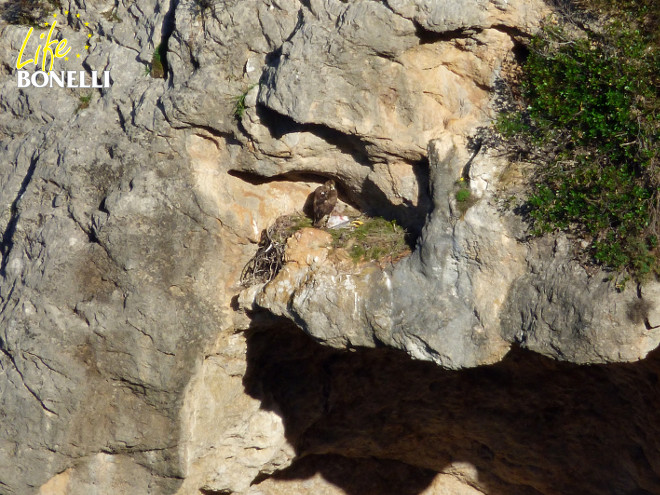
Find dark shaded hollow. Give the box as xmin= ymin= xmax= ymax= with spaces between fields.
xmin=232 ymin=105 xmax=432 ymax=242
xmin=256 ymin=454 xmax=438 ymax=495
xmin=243 ymin=320 xmax=660 ymax=495
xmin=1 ymin=155 xmax=38 ymax=278
xmin=414 ymin=24 xmax=479 ymax=45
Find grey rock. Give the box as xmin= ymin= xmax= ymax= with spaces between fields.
xmin=248 ymin=137 xmax=660 ymax=368
xmin=385 ymin=0 xmax=491 ymax=32
xmin=501 ymin=235 xmax=659 ymax=364
xmin=0 ymin=1 xmax=225 ymax=493
xmin=247 ymin=138 xmax=514 ymax=368
xmin=386 ymin=0 xmax=547 ymax=33
xmin=258 ymin=1 xmax=423 ymax=161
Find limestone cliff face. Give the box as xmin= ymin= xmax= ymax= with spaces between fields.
xmin=0 ymin=0 xmax=659 ymax=494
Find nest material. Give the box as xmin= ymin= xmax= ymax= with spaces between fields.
xmin=240 ymin=215 xmax=307 ymax=286
xmin=240 ymin=213 xmax=412 ymax=286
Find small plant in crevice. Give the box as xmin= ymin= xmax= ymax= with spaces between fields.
xmin=233 ymin=84 xmax=257 ymax=119
xmin=453 ymin=178 xmax=476 ymax=216
xmin=76 ymin=93 xmax=92 ymax=112
xmin=495 ymin=0 xmax=659 ymax=282
xmin=455 ymin=187 xmax=471 ymax=203
xmin=149 ymin=42 xmax=167 ymax=79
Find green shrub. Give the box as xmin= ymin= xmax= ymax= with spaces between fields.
xmin=497 ymin=1 xmax=659 ymax=281
xmin=234 ymin=92 xmax=247 ymax=118
xmin=452 ymin=178 xmax=476 ymax=215
xmin=455 ymin=188 xmax=471 ymax=203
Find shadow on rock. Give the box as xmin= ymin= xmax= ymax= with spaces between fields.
xmin=243 ymin=319 xmax=660 ymax=495
xmin=261 ymin=454 xmax=437 ymax=495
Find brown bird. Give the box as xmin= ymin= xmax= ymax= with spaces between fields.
xmin=312 ymin=180 xmax=338 ymax=227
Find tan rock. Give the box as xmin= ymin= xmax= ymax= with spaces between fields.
xmin=177 ymin=331 xmax=295 ymax=495
xmin=187 ymin=134 xmax=317 ymax=243
xmin=39 ymin=454 xmax=165 ymax=495
xmin=284 ymin=228 xmax=333 ymax=266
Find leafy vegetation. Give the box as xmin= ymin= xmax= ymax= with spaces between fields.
xmin=497 ymin=0 xmax=659 ymax=281
xmin=455 ymin=188 xmax=471 ymax=203
xmin=452 ymin=178 xmax=476 ymax=216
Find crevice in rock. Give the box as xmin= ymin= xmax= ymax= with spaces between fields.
xmin=254 ymin=106 xmax=374 ymax=167
xmin=0 ymin=153 xmax=38 ymax=278
xmin=242 ymin=320 xmax=660 ymax=495
xmin=262 ymin=8 xmax=305 ymax=58
xmin=509 ymin=37 xmax=531 ymax=65
xmin=414 ymin=24 xmax=479 ymax=45
xmin=491 ymin=24 xmax=535 ymax=43
xmin=199 ymin=488 xmax=232 ymax=495
xmin=99 ymin=444 xmax=178 ymax=455
xmin=0 ymin=345 xmax=58 ymax=416
xmin=0 ymin=280 xmax=18 ymax=317
xmin=158 ymin=0 xmax=178 ymax=81
xmin=461 ymin=135 xmax=484 ymax=180
xmin=67 ymin=212 xmax=117 ymax=268
xmin=227 ymin=169 xmax=332 ymax=187
xmin=629 ymin=284 xmax=657 ymax=330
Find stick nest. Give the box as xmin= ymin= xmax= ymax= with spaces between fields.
xmin=240 ymin=214 xmax=311 ymax=286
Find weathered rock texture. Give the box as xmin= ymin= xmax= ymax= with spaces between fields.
xmin=0 ymin=0 xmax=659 ymax=494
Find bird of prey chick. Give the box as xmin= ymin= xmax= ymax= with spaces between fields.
xmin=312 ymin=179 xmax=338 ymax=227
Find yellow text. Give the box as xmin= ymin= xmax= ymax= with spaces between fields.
xmin=16 ymin=21 xmax=70 ymax=72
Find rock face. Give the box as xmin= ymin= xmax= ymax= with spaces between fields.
xmin=245 ymin=136 xmax=660 ymax=368
xmin=0 ymin=0 xmax=659 ymax=494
